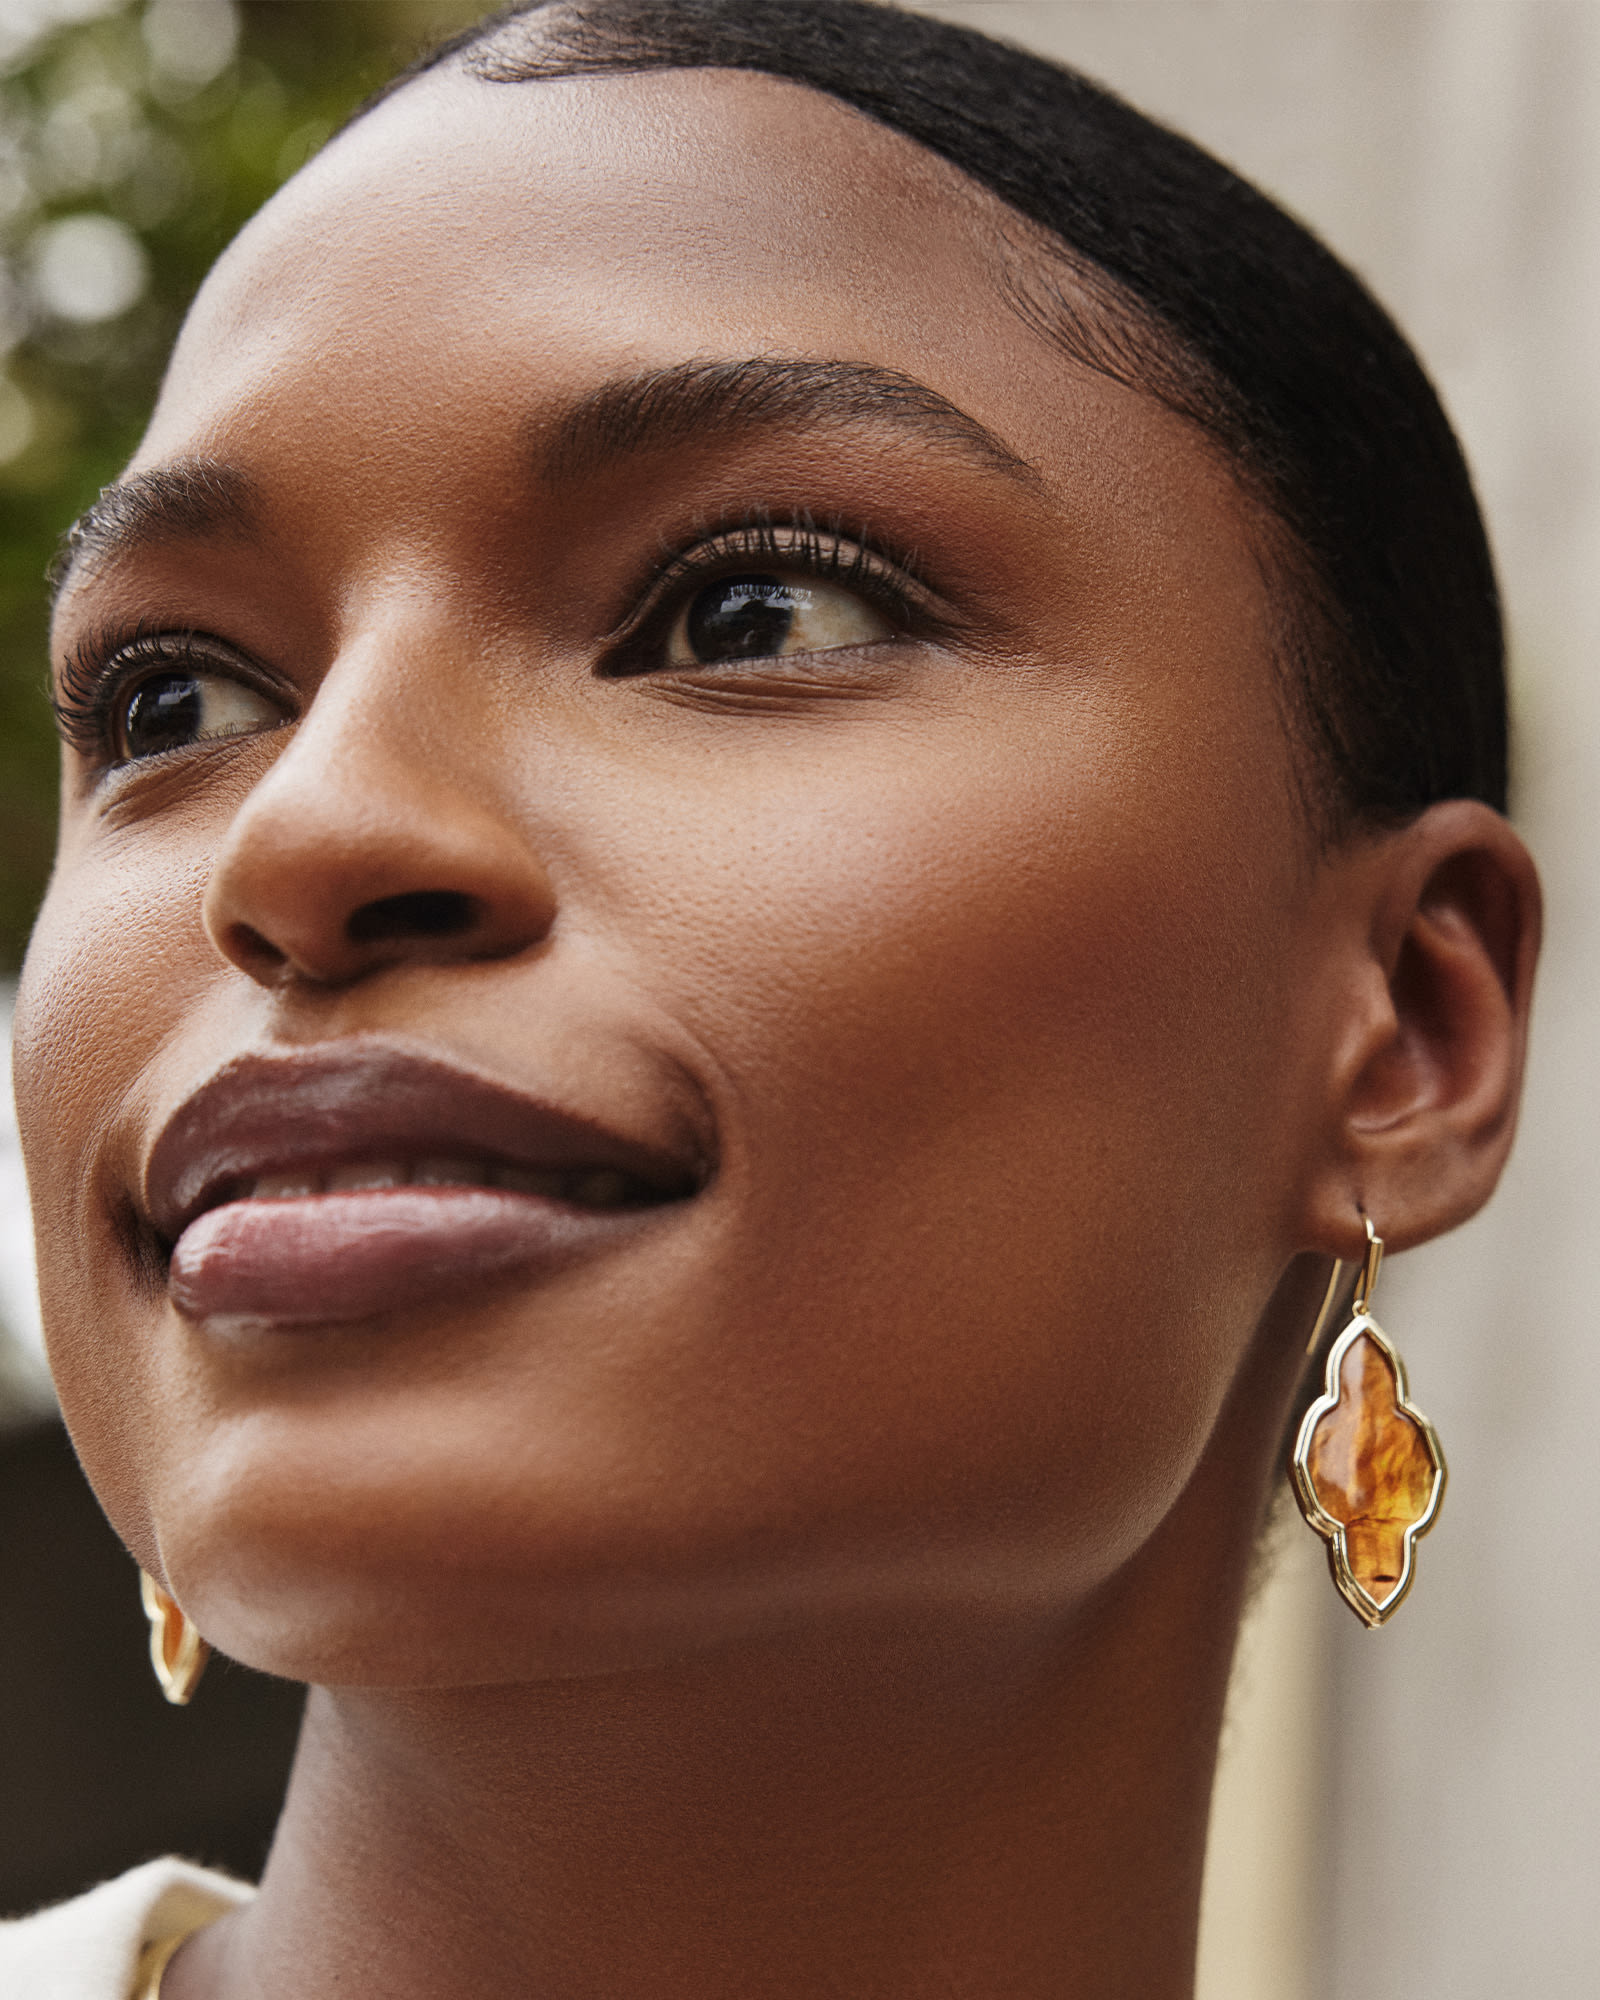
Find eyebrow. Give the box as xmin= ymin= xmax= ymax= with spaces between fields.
xmin=50 ymin=459 xmax=260 ymax=606
xmin=49 ymin=360 xmax=1038 ymax=606
xmin=541 ymin=357 xmax=1042 ymax=490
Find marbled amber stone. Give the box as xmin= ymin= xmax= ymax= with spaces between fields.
xmin=1307 ymin=1331 xmax=1439 ymax=1607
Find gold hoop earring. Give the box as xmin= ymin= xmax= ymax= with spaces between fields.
xmin=1291 ymin=1218 xmax=1446 ymax=1627
xmin=139 ymin=1569 xmax=211 ymax=1705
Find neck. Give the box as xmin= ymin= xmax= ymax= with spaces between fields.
xmin=174 ymin=1583 xmax=1234 ymax=2000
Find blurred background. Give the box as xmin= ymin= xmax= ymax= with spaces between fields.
xmin=2 ymin=3 xmax=1596 ymax=1995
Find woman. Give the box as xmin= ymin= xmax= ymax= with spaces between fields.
xmin=3 ymin=1 xmax=1541 ymax=1994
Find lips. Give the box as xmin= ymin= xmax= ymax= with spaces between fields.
xmin=143 ymin=1040 xmax=703 ymax=1326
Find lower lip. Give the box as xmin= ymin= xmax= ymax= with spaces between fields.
xmin=168 ymin=1187 xmax=643 ymax=1325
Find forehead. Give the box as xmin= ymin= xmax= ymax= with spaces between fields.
xmin=139 ymin=64 xmax=1193 ymax=498
xmin=148 ymin=67 xmax=1002 ymax=436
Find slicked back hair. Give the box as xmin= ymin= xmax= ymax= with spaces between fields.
xmin=365 ymin=0 xmax=1507 ymax=832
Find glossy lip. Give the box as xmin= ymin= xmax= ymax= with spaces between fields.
xmin=143 ymin=1038 xmax=706 ymax=1244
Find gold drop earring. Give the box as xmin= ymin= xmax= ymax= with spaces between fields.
xmin=139 ymin=1569 xmax=211 ymax=1704
xmin=1291 ymin=1217 xmax=1446 ymax=1627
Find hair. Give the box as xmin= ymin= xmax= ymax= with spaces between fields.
xmin=363 ymin=0 xmax=1507 ymax=834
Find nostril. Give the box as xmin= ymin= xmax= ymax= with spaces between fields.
xmin=225 ymin=923 xmax=289 ymax=978
xmin=346 ymin=890 xmax=479 ymax=946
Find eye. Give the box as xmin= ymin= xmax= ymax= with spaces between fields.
xmin=117 ymin=668 xmax=284 ymax=762
xmin=665 ymin=571 xmax=893 ymax=669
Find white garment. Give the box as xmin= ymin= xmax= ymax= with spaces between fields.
xmin=0 ymin=1858 xmax=252 ymax=1999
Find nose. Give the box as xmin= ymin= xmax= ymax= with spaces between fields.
xmin=201 ymin=655 xmax=556 ymax=990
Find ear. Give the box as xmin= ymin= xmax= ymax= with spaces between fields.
xmin=1302 ymin=799 xmax=1541 ymax=1258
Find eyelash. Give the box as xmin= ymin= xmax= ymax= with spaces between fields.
xmin=599 ymin=513 xmax=935 ymax=674
xmin=51 ymin=624 xmax=286 ymax=768
xmin=50 ymin=515 xmax=935 ymax=763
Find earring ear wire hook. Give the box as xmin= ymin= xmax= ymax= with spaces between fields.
xmin=1351 ymin=1213 xmax=1383 ymax=1316
xmin=1305 ymin=1214 xmax=1384 ymax=1355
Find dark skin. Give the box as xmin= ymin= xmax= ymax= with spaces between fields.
xmin=14 ymin=63 xmax=1539 ymax=2000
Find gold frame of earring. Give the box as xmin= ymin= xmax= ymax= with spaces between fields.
xmin=1291 ymin=1219 xmax=1447 ymax=1628
xmin=139 ymin=1569 xmax=211 ymax=1704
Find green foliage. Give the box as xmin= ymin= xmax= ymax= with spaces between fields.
xmin=0 ymin=0 xmax=481 ymax=970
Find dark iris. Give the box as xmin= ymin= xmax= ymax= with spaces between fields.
xmin=123 ymin=673 xmax=204 ymax=758
xmin=684 ymin=573 xmax=803 ymax=663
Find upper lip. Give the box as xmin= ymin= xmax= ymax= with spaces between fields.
xmin=143 ymin=1039 xmax=705 ymax=1240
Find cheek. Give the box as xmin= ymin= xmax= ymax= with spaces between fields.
xmin=12 ymin=811 xmax=229 ymax=1544
xmin=569 ymin=693 xmax=1301 ymax=1593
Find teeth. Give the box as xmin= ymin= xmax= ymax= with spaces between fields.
xmin=254 ymin=1170 xmax=324 ymax=1199
xmin=325 ymin=1159 xmax=408 ymax=1192
xmin=232 ymin=1159 xmax=647 ymax=1208
xmin=412 ymin=1156 xmax=488 ymax=1187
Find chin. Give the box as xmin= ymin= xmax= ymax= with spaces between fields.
xmin=148 ymin=1420 xmax=1189 ymax=1691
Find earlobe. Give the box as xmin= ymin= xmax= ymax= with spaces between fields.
xmin=1308 ymin=799 xmax=1541 ymax=1256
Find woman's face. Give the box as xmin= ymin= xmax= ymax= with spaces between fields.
xmin=17 ymin=65 xmax=1332 ymax=1681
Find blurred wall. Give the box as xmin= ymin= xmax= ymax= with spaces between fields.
xmin=914 ymin=4 xmax=1599 ymax=1996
